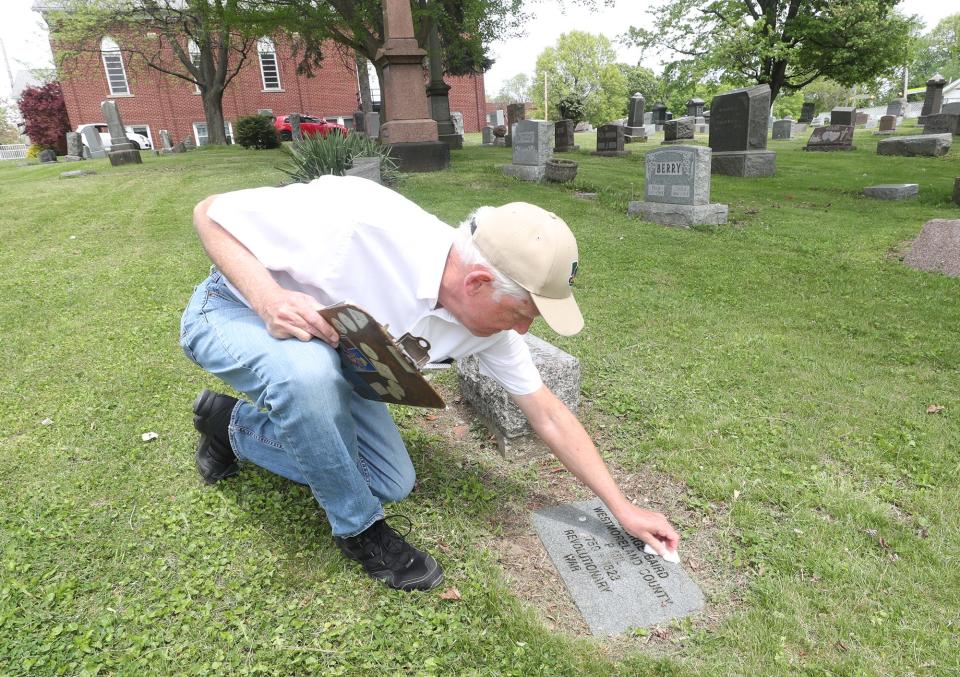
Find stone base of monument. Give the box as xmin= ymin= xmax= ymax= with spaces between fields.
xmin=623 ymin=126 xmax=647 ymax=142
xmin=695 ymin=124 xmax=709 ymax=134
xmin=502 ymin=164 xmax=545 ymax=181
xmin=493 ymin=137 xmax=505 ymax=147
xmin=388 ymin=140 xmax=450 ymax=172
xmin=108 ymin=149 xmax=143 ymax=166
xmin=661 ymin=139 xmax=694 ymax=145
xmin=628 ymin=201 xmax=728 ymax=228
xmin=457 ymin=334 xmax=580 ymax=457
xmin=711 ymin=150 xmax=775 ymax=177
xmin=344 ymin=156 xmax=382 ymax=184
xmin=863 ymin=184 xmax=918 ymax=200
xmin=591 ymin=150 xmax=630 ymax=157
xmin=63 ymin=155 xmax=83 ymax=162
xmin=554 ymin=145 xmax=580 ymax=152
xmin=438 ymin=133 xmax=463 ymax=150
xmin=876 ymin=134 xmax=952 ymax=157
xmin=873 ymin=131 xmax=895 ymax=136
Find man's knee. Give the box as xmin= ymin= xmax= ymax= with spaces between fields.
xmin=376 ymin=462 xmax=416 ymax=503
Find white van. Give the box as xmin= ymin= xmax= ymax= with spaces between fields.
xmin=76 ymin=123 xmax=153 ymax=151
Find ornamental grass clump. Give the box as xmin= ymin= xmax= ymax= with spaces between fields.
xmin=279 ymin=132 xmax=398 ymax=185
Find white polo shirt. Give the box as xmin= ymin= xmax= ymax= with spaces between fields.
xmin=207 ymin=175 xmax=543 ymax=395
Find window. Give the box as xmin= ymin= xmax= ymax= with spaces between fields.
xmin=188 ymin=40 xmax=201 ymax=94
xmin=193 ymin=121 xmax=234 ymax=146
xmin=129 ymin=125 xmax=152 ymax=147
xmin=100 ymin=36 xmax=129 ymax=95
xmin=257 ymin=37 xmax=281 ymax=91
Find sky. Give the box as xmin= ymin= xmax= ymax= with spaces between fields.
xmin=1 ymin=0 xmax=957 ymax=99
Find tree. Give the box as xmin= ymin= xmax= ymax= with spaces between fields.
xmin=0 ymin=104 xmax=22 ymax=144
xmin=530 ymin=31 xmax=626 ymax=125
xmin=624 ymin=0 xmax=918 ymax=105
xmin=908 ymin=13 xmax=960 ymax=85
xmin=48 ymin=0 xmax=274 ymax=145
xmin=493 ymin=73 xmax=531 ymax=106
xmin=17 ymin=82 xmax=71 ymax=151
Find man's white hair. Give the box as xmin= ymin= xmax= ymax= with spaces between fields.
xmin=454 ymin=208 xmax=531 ymax=302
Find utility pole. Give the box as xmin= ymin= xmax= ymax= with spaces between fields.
xmin=0 ymin=36 xmax=15 ymax=98
xmin=543 ymin=72 xmax=548 ymax=119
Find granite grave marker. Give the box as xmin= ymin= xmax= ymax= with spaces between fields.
xmin=707 ymin=84 xmax=775 ymax=177
xmin=919 ymin=74 xmax=947 ymax=123
xmin=554 ymin=119 xmax=578 ymax=152
xmin=101 ymin=100 xmax=142 ymax=166
xmin=804 ymin=125 xmax=855 ymax=151
xmin=502 ymin=119 xmax=553 ymax=181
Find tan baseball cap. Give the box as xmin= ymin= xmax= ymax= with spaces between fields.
xmin=471 ymin=202 xmax=584 ymax=336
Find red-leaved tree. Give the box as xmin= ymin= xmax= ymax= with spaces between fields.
xmin=18 ymin=82 xmax=71 ymax=153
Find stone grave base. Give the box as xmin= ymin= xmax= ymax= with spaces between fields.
xmin=695 ymin=124 xmax=709 ymax=134
xmin=63 ymin=155 xmax=83 ymax=162
xmin=344 ymin=156 xmax=381 ymax=184
xmin=438 ymin=133 xmax=463 ymax=150
xmin=389 ymin=140 xmax=450 ymax=172
xmin=628 ymin=201 xmax=728 ymax=228
xmin=876 ymin=134 xmax=952 ymax=157
xmin=591 ymin=150 xmax=630 ymax=157
xmin=108 ymin=149 xmax=143 ymax=166
xmin=554 ymin=145 xmax=580 ymax=152
xmin=502 ymin=164 xmax=545 ymax=181
xmin=661 ymin=139 xmax=694 ymax=145
xmin=863 ymin=184 xmax=918 ymax=200
xmin=711 ymin=150 xmax=775 ymax=177
xmin=873 ymin=131 xmax=895 ymax=136
xmin=804 ymin=144 xmax=855 ymax=152
xmin=493 ymin=137 xmax=506 ymax=147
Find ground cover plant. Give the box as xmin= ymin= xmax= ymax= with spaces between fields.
xmin=0 ymin=129 xmax=958 ymax=675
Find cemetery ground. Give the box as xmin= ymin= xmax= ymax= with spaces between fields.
xmin=0 ymin=127 xmax=958 ymax=675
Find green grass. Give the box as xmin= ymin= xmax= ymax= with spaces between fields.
xmin=1 ymin=130 xmax=958 ymax=675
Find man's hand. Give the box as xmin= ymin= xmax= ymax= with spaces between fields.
xmin=257 ymin=289 xmax=340 ymax=345
xmin=616 ymin=504 xmax=680 ymax=557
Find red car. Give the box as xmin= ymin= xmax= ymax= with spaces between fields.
xmin=274 ymin=114 xmax=347 ymax=141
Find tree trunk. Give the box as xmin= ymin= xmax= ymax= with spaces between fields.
xmin=356 ymin=52 xmax=373 ymax=113
xmin=373 ymin=61 xmax=387 ymax=122
xmin=202 ymin=89 xmax=228 ymax=145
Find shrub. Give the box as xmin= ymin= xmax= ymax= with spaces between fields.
xmin=279 ymin=132 xmax=398 ymax=186
xmin=235 ymin=115 xmax=279 ymax=149
xmin=27 ymin=144 xmax=43 ymax=159
xmin=558 ymin=94 xmax=586 ymax=124
xmin=18 ymin=82 xmax=70 ymax=153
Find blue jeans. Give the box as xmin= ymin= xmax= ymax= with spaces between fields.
xmin=179 ymin=271 xmax=415 ymax=537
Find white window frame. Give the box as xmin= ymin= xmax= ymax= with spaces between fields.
xmin=128 ymin=124 xmax=153 ymax=147
xmin=188 ymin=40 xmax=201 ymax=94
xmin=193 ymin=121 xmax=234 ymax=146
xmin=257 ymin=37 xmax=282 ymax=91
xmin=100 ymin=36 xmax=130 ymax=96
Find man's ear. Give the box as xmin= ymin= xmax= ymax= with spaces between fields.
xmin=463 ymin=269 xmax=495 ymax=296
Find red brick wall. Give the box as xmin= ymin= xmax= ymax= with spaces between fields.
xmin=53 ymin=35 xmax=486 ymax=144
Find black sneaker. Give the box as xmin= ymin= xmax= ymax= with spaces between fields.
xmin=334 ymin=517 xmax=444 ymax=592
xmin=192 ymin=389 xmax=239 ymax=484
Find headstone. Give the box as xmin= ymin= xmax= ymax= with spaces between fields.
xmin=450 ymin=111 xmax=464 ymax=136
xmin=505 ymin=103 xmax=525 ymax=148
xmin=532 ymin=498 xmax=705 ymax=635
xmin=64 ymin=132 xmax=83 ymax=161
xmin=943 ymin=102 xmax=960 ymax=116
xmin=643 ymin=112 xmax=653 ymax=125
xmin=886 ymin=98 xmax=908 ymax=117
xmin=863 ymin=184 xmax=918 ymax=200
xmin=624 ymin=93 xmax=647 ymax=142
xmin=686 ymin=97 xmax=705 ymax=118
xmin=804 ymin=125 xmax=855 ymax=151
xmin=457 ymin=334 xmax=580 ymax=454
xmin=799 ymin=102 xmax=816 ymax=123
xmin=665 ymin=111 xmax=674 ymax=121
xmin=80 ymin=125 xmax=106 ymax=159
xmin=772 ymin=119 xmax=793 ymax=140
xmin=182 ymin=137 xmax=196 ymax=151
xmin=172 ymin=141 xmax=187 ymax=153
xmin=60 ymin=169 xmax=96 ymax=179
xmin=353 ymin=110 xmax=366 ymax=134
xmin=831 ymin=107 xmax=856 ymax=126
xmin=707 ymin=84 xmax=776 ymax=177
xmin=651 ymin=103 xmax=667 ymax=125
xmin=481 ymin=125 xmax=494 ymax=145
xmin=854 ymin=112 xmax=869 ymax=126
xmin=903 ymin=219 xmax=960 ymax=277
xmin=661 ymin=117 xmax=694 ymax=144
xmin=922 ymin=114 xmax=960 ymax=136
xmin=365 ymin=112 xmax=380 ymax=138
xmin=876 ymin=115 xmax=897 ymax=135
xmin=158 ymin=129 xmax=174 ymax=153
xmin=592 ymin=124 xmax=629 ymax=157
xmin=502 ymin=120 xmax=553 ymax=181
xmin=343 ymin=156 xmax=381 ymax=184
xmin=628 ymin=145 xmax=728 ymax=228
xmin=38 ymin=149 xmax=57 ymax=163
xmin=554 ymin=119 xmax=578 ymax=152
xmin=289 ymin=113 xmax=302 ymax=141
xmin=574 ymin=121 xmax=592 ymax=132
xmin=101 ymin=100 xmax=142 ymax=166
xmin=919 ymin=74 xmax=947 ymax=123
xmin=876 ymin=134 xmax=952 ymax=157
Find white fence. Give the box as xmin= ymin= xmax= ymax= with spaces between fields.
xmin=0 ymin=144 xmax=28 ymax=161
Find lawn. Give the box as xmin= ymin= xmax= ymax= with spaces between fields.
xmin=1 ymin=128 xmax=958 ymax=675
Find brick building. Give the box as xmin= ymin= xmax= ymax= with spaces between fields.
xmin=45 ymin=29 xmax=486 ymax=148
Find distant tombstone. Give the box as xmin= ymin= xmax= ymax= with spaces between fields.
xmin=38 ymin=149 xmax=57 ymax=163
xmin=919 ymin=74 xmax=947 ymax=123
xmin=876 ymin=115 xmax=897 ymax=135
xmin=505 ymin=103 xmax=525 ymax=148
xmin=831 ymin=107 xmax=856 ymax=126
xmin=481 ymin=125 xmax=494 ymax=145
xmin=554 ymin=119 xmax=578 ymax=152
xmin=772 ymin=119 xmax=793 ymax=140
xmin=365 ymin=112 xmax=380 ymax=138
xmin=651 ymin=103 xmax=668 ymax=125
xmin=532 ymin=498 xmax=705 ymax=635
xmin=628 ymin=145 xmax=727 ymax=227
xmin=289 ymin=113 xmax=302 ymax=141
xmin=665 ymin=111 xmax=674 ymax=121
xmin=80 ymin=126 xmax=107 ymax=159
xmin=863 ymin=184 xmax=919 ymax=200
xmin=64 ymin=132 xmax=83 ymax=161
xmin=799 ymin=102 xmax=816 ymax=123
xmin=804 ymin=125 xmax=855 ymax=151
xmin=662 ymin=117 xmax=694 ymax=144
xmin=854 ymin=112 xmax=869 ymax=126
xmin=707 ymin=84 xmax=776 ymax=177
xmin=877 ymin=133 xmax=952 ymax=157
xmin=502 ymin=119 xmax=552 ymax=181
xmin=172 ymin=141 xmax=187 ymax=153
xmin=450 ymin=111 xmax=464 ymax=136
xmin=903 ymin=219 xmax=960 ymax=277
xmin=101 ymin=100 xmax=142 ymax=166
xmin=624 ymin=93 xmax=647 ymax=142
xmin=643 ymin=112 xmax=653 ymax=125
xmin=592 ymin=124 xmax=629 ymax=157
xmin=686 ymin=97 xmax=705 ymax=118
xmin=922 ymin=113 xmax=960 ymax=136
xmin=158 ymin=129 xmax=174 ymax=153
xmin=353 ymin=111 xmax=366 ymax=134
xmin=574 ymin=121 xmax=592 ymax=132
xmin=886 ymin=98 xmax=908 ymax=117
